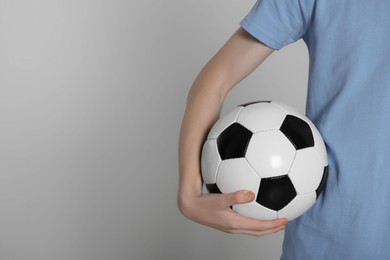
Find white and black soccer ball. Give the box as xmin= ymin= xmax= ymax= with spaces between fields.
xmin=201 ymin=101 xmax=328 ymax=221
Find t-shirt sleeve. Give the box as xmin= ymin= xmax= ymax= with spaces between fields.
xmin=240 ymin=0 xmax=314 ymax=50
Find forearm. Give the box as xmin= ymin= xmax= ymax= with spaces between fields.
xmin=178 ymin=63 xmax=229 ymax=207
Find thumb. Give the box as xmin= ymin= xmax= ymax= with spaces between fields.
xmin=221 ymin=190 xmax=255 ymax=208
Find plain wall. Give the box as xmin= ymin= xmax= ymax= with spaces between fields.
xmin=0 ymin=1 xmax=309 ymax=259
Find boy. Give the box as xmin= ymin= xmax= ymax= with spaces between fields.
xmin=178 ymin=0 xmax=390 ymax=258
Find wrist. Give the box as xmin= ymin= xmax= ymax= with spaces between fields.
xmin=177 ymin=175 xmax=202 ymax=215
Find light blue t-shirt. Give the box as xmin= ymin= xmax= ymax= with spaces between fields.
xmin=241 ymin=0 xmax=390 ymax=259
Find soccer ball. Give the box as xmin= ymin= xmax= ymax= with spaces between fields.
xmin=201 ymin=101 xmax=328 ymax=221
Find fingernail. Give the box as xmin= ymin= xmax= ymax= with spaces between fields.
xmin=246 ymin=192 xmax=254 ymax=200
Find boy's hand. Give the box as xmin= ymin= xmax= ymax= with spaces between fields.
xmin=179 ymin=190 xmax=288 ymax=237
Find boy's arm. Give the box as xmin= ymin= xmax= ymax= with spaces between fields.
xmin=178 ymin=27 xmax=288 ymax=237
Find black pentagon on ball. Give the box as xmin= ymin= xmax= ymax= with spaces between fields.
xmin=256 ymin=175 xmax=297 ymax=211
xmin=280 ymin=115 xmax=314 ymax=150
xmin=316 ymin=166 xmax=328 ymax=198
xmin=205 ymin=183 xmax=222 ymax=194
xmin=217 ymin=123 xmax=253 ymax=160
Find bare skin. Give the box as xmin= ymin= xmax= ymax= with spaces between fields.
xmin=178 ymin=27 xmax=289 ymax=237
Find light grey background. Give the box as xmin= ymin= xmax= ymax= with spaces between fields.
xmin=0 ymin=1 xmax=308 ymax=259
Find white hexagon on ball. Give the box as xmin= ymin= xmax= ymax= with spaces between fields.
xmin=311 ymin=124 xmax=328 ymax=166
xmin=216 ymin=158 xmax=260 ymax=195
xmin=201 ymin=139 xmax=221 ymax=184
xmin=278 ymin=192 xmax=316 ymax=220
xmin=246 ymin=130 xmax=296 ymax=178
xmin=289 ymin=147 xmax=325 ymax=195
xmin=237 ymin=102 xmax=287 ymax=133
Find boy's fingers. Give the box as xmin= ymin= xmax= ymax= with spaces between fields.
xmin=227 ymin=213 xmax=288 ymax=231
xmin=227 ymin=224 xmax=286 ymax=237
